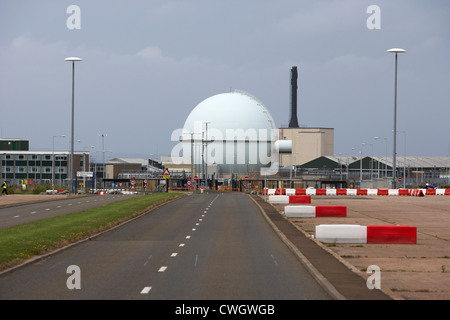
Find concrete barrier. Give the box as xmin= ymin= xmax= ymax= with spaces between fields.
xmin=269 ymin=195 xmax=311 ymax=204
xmin=367 ymin=225 xmax=417 ymax=244
xmin=284 ymin=206 xmax=316 ymax=218
xmin=264 ymin=188 xmax=448 ymax=197
xmin=315 ymin=224 xmax=417 ymax=244
xmin=268 ymin=195 xmax=289 ymax=204
xmin=316 ymin=225 xmax=367 ymax=244
xmin=285 ymin=188 xmax=296 ymax=195
xmin=284 ymin=205 xmax=346 ymax=218
xmin=288 ymin=195 xmax=311 ymax=204
xmin=315 ymin=206 xmax=347 ymax=217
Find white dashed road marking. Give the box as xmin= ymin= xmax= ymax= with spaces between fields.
xmin=158 ymin=266 xmax=167 ymax=272
xmin=140 ymin=287 xmax=152 ymax=294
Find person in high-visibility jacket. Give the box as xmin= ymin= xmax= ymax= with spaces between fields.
xmin=1 ymin=181 xmax=8 ymax=195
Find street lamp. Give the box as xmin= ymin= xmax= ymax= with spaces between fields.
xmin=387 ymin=48 xmax=406 ymax=188
xmin=203 ymin=121 xmax=210 ymax=189
xmin=65 ymin=57 xmax=82 ymax=194
xmin=99 ymin=133 xmax=107 ymax=188
xmin=52 ymin=134 xmax=66 ymax=190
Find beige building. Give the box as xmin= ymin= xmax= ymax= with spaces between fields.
xmin=279 ymin=127 xmax=334 ymax=167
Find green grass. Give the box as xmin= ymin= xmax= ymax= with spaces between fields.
xmin=0 ymin=192 xmax=183 ymax=271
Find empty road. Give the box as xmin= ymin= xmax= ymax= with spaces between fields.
xmin=0 ymin=192 xmax=331 ymax=300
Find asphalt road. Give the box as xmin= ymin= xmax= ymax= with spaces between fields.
xmin=0 ymin=194 xmax=137 ymax=229
xmin=0 ymin=192 xmax=331 ymax=300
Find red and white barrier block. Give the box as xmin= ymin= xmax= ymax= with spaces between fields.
xmin=263 ymin=188 xmax=450 ymax=196
xmin=284 ymin=206 xmax=347 ymax=218
xmin=315 ymin=224 xmax=417 ymax=244
xmin=268 ymin=195 xmax=311 ymax=204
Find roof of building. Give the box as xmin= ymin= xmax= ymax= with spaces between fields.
xmin=300 ymin=155 xmax=450 ymax=169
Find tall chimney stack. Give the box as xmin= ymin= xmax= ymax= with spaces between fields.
xmin=288 ymin=66 xmax=299 ymax=128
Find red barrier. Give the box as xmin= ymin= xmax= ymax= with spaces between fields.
xmin=295 ymin=189 xmax=306 ymax=195
xmin=425 ymin=189 xmax=436 ymax=195
xmin=275 ymin=189 xmax=281 ymax=195
xmin=398 ymin=189 xmax=408 ymax=196
xmin=315 ymin=206 xmax=347 ymax=217
xmin=289 ymin=195 xmax=311 ymax=204
xmin=367 ymin=225 xmax=417 ymax=244
xmin=446 ymin=189 xmax=450 ymax=195
xmin=409 ymin=189 xmax=424 ymax=197
xmin=377 ymin=189 xmax=388 ymax=196
xmin=315 ymin=189 xmax=326 ymax=195
xmin=357 ymin=189 xmax=368 ymax=196
xmin=336 ymin=189 xmax=347 ymax=196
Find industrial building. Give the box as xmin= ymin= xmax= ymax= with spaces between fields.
xmin=163 ymin=66 xmax=335 ymax=181
xmin=1 ymin=139 xmax=89 ymax=188
xmin=298 ymin=155 xmax=450 ymax=188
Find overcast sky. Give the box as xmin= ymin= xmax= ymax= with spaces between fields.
xmin=1 ymin=0 xmax=449 ymax=161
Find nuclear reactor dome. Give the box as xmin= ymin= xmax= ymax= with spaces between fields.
xmin=183 ymin=90 xmax=276 ymax=135
xmin=180 ymin=90 xmax=278 ymax=176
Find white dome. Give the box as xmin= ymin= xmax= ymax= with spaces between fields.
xmin=183 ymin=91 xmax=276 ymax=136
xmin=178 ymin=90 xmax=278 ymax=176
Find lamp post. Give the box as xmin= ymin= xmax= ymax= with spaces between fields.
xmin=99 ymin=133 xmax=107 ymax=189
xmin=65 ymin=57 xmax=82 ymax=194
xmin=387 ymin=48 xmax=406 ymax=188
xmin=52 ymin=134 xmax=66 ymax=190
xmin=203 ymin=121 xmax=210 ymax=189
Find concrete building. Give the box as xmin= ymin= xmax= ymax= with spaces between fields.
xmin=278 ymin=127 xmax=334 ymax=167
xmin=1 ymin=150 xmax=89 ymax=187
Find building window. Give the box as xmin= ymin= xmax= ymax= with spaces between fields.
xmin=30 ymin=167 xmax=40 ymax=173
xmin=16 ymin=167 xmax=27 ymax=173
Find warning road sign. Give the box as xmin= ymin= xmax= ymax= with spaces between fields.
xmin=163 ymin=169 xmax=170 ymax=179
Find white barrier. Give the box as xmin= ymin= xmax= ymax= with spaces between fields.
xmin=285 ymin=188 xmax=296 ymax=195
xmin=284 ymin=206 xmax=316 ymax=218
xmin=346 ymin=189 xmax=357 ymax=196
xmin=316 ymin=225 xmax=367 ymax=244
xmin=268 ymin=195 xmax=290 ymax=204
xmin=306 ymin=189 xmax=316 ymax=196
xmin=388 ymin=189 xmax=399 ymax=196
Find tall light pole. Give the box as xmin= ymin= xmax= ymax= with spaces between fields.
xmin=52 ymin=134 xmax=66 ymax=190
xmin=387 ymin=48 xmax=406 ymax=188
xmin=65 ymin=57 xmax=82 ymax=194
xmin=203 ymin=121 xmax=210 ymax=189
xmin=99 ymin=133 xmax=107 ymax=188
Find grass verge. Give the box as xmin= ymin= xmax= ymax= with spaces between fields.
xmin=0 ymin=192 xmax=184 ymax=272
